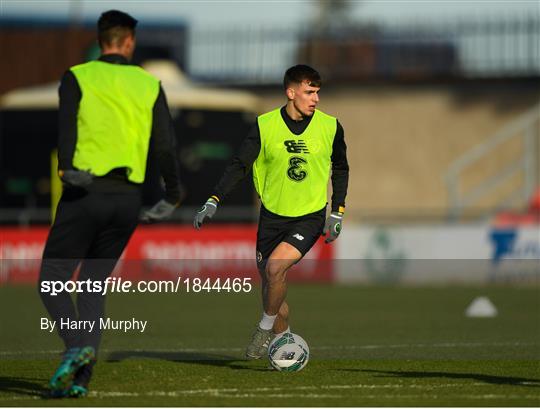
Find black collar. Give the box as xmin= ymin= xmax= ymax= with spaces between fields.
xmin=98 ymin=54 xmax=130 ymax=65
xmin=280 ymin=106 xmax=313 ymax=136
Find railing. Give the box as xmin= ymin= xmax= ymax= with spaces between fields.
xmin=187 ymin=16 xmax=540 ymax=84
xmin=445 ymin=104 xmax=540 ymax=221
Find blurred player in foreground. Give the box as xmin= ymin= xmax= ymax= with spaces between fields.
xmin=194 ymin=64 xmax=349 ymax=359
xmin=38 ymin=10 xmax=181 ymax=398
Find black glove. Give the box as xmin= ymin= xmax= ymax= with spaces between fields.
xmin=323 ymin=211 xmax=343 ymax=243
xmin=193 ymin=197 xmax=218 ymax=230
xmin=141 ymin=199 xmax=177 ymax=223
xmin=59 ymin=169 xmax=93 ymax=187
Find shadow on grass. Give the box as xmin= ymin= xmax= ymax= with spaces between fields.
xmin=0 ymin=376 xmax=47 ymax=398
xmin=106 ymin=350 xmax=272 ymax=372
xmin=0 ymin=353 xmax=270 ymax=400
xmin=350 ymin=369 xmax=540 ymax=388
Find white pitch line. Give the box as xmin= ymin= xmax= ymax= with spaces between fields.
xmin=0 ymin=388 xmax=538 ymax=402
xmin=0 ymin=341 xmax=537 ymax=356
xmin=86 ymin=382 xmax=526 ymax=397
xmin=321 ymin=383 xmax=491 ymax=389
xmin=143 ymin=391 xmax=342 ymax=399
xmin=0 ymin=396 xmax=40 ymax=401
xmin=205 ymin=393 xmax=343 ymax=399
xmin=315 ymin=341 xmax=539 ymax=350
xmin=344 ymin=393 xmax=540 ymax=400
xmin=86 ymin=390 xmax=540 ymax=400
xmin=0 ymin=385 xmax=540 ymax=401
xmin=463 ymin=394 xmax=540 ymax=400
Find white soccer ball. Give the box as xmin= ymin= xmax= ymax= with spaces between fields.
xmin=268 ymin=332 xmax=309 ymax=372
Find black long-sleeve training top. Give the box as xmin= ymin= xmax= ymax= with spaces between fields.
xmin=57 ymin=54 xmax=181 ymax=203
xmin=213 ymin=106 xmax=349 ymax=212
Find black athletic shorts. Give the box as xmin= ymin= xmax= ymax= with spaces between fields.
xmin=256 ymin=204 xmax=326 ymax=269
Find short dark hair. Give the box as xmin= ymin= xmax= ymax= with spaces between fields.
xmin=283 ymin=65 xmax=321 ymax=89
xmin=97 ymin=10 xmax=138 ymax=48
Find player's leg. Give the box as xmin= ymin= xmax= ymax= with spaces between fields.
xmin=264 ymin=242 xmax=301 ymax=315
xmin=77 ymin=219 xmax=139 ymax=352
xmin=247 ymin=206 xmax=290 ymax=359
xmin=247 ymin=242 xmax=300 ymax=359
xmin=38 ymin=188 xmax=99 ymax=395
xmin=246 ymin=206 xmax=325 ymax=359
xmin=262 ymin=243 xmax=299 ymax=332
xmin=74 ymin=192 xmax=141 ymax=396
xmin=265 ymin=207 xmax=326 ymax=336
xmin=39 ymin=189 xmax=97 ymax=349
xmin=258 ymin=265 xmax=289 ymax=334
xmin=273 ymin=301 xmax=290 ymax=334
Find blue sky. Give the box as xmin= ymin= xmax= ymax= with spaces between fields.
xmin=1 ymin=0 xmax=538 ymax=27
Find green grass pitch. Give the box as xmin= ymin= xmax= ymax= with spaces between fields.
xmin=0 ymin=284 xmax=539 ymax=406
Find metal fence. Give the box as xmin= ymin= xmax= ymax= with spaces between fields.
xmin=187 ymin=16 xmax=540 ymax=84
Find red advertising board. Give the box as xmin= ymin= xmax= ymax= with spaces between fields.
xmin=0 ymin=225 xmax=334 ymax=284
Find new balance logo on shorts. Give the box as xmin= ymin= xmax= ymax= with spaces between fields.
xmin=284 ymin=140 xmax=309 ymax=154
xmin=292 ymin=233 xmax=304 ymax=241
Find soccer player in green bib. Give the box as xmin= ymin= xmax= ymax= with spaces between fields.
xmin=39 ymin=10 xmax=181 ymax=398
xmin=194 ymin=65 xmax=349 ymax=359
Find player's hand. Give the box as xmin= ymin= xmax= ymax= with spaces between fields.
xmin=59 ymin=169 xmax=93 ymax=187
xmin=193 ymin=197 xmax=218 ymax=230
xmin=323 ymin=211 xmax=343 ymax=243
xmin=141 ymin=199 xmax=177 ymax=223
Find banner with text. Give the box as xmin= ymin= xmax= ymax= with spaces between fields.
xmin=0 ymin=225 xmax=334 ymax=284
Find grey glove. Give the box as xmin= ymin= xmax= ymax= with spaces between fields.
xmin=323 ymin=211 xmax=343 ymax=243
xmin=60 ymin=169 xmax=93 ymax=187
xmin=193 ymin=198 xmax=218 ymax=230
xmin=141 ymin=199 xmax=177 ymax=223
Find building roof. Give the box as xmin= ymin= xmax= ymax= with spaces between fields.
xmin=0 ymin=61 xmax=261 ymax=113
